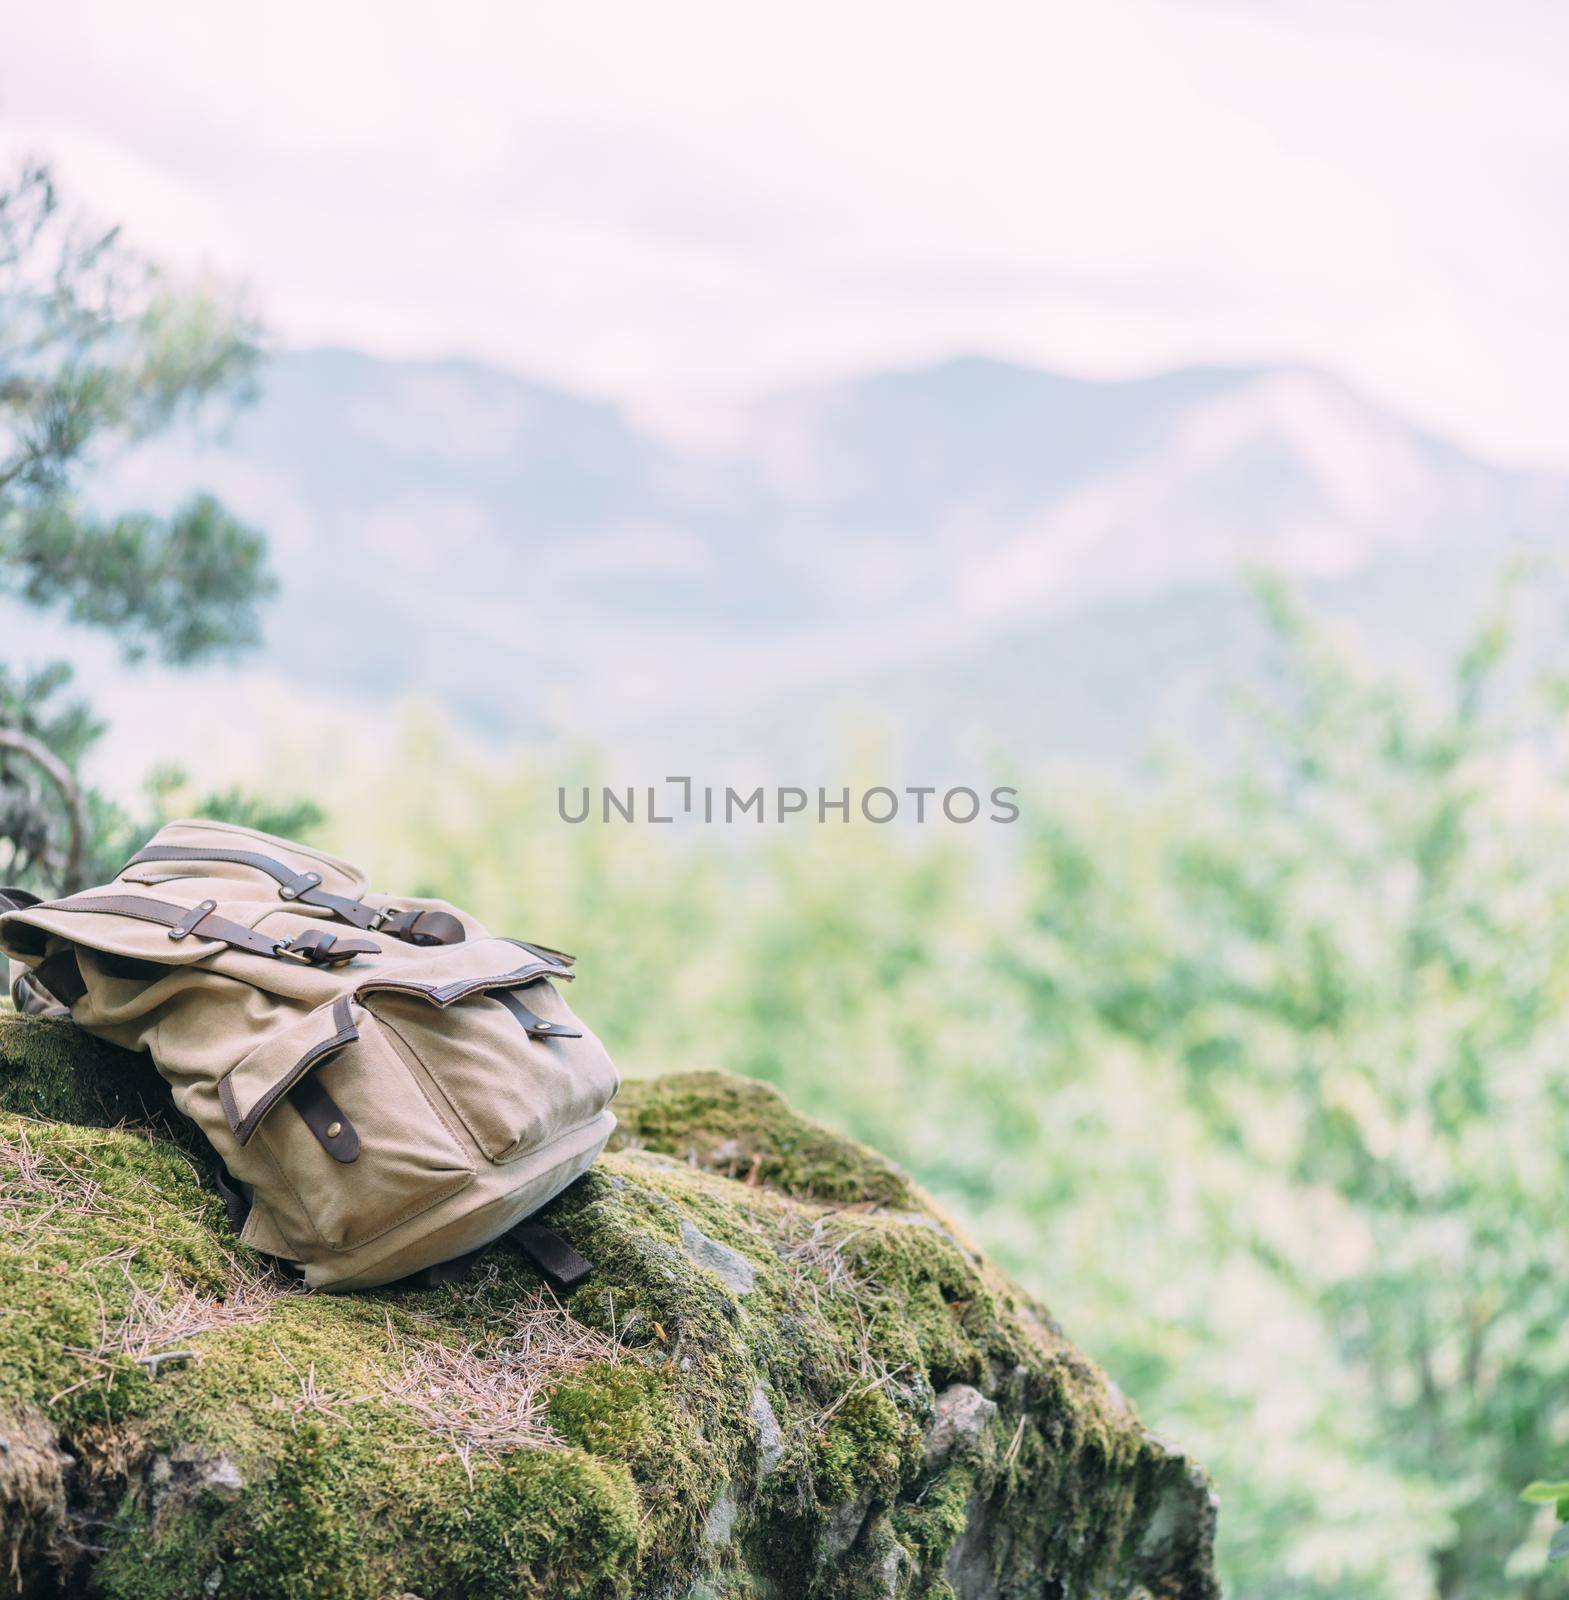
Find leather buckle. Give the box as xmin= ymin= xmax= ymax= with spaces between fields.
xmin=370 ymin=906 xmax=464 ymax=947
xmin=275 ymin=930 xmax=378 ymax=968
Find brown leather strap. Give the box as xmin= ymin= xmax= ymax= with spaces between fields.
xmin=492 ymin=986 xmax=582 ymax=1040
xmin=287 ymin=1070 xmax=359 ymax=1163
xmin=373 ymin=907 xmax=466 ymax=947
xmin=220 ymin=995 xmax=359 ymax=1145
xmin=123 ymin=845 xmax=466 ymax=947
xmin=170 ymin=898 xmax=219 ymax=939
xmin=39 ymin=894 xmax=377 ymax=968
xmin=282 ymin=927 xmax=381 ymax=966
xmin=45 ymin=892 xmax=288 ymax=957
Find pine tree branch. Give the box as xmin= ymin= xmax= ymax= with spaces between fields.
xmin=0 ymin=725 xmax=86 ymax=892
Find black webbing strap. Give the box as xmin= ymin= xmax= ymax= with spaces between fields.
xmin=395 ymin=1246 xmax=489 ymax=1291
xmin=33 ymin=949 xmax=87 ymax=1006
xmin=511 ymin=1223 xmax=593 ymax=1289
xmin=388 ymin=1225 xmax=594 ymax=1293
xmin=0 ymin=889 xmax=76 ymax=1008
xmin=212 ymin=1164 xmax=252 ymax=1235
xmin=123 ymin=846 xmax=465 ymax=947
xmin=208 ymin=1168 xmax=304 ymax=1285
xmin=37 ymin=894 xmax=379 ymax=968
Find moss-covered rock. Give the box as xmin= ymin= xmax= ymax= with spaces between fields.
xmin=0 ymin=1016 xmax=1219 ymax=1599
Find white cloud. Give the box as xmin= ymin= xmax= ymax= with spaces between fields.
xmin=2 ymin=0 xmax=1567 ymax=465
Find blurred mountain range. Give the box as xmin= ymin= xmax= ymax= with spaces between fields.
xmin=16 ymin=348 xmax=1569 ymax=784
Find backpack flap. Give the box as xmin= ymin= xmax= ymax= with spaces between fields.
xmin=218 ymin=994 xmax=361 ymax=1149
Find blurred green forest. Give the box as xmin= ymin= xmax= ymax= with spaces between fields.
xmin=172 ymin=578 xmax=1559 ymax=1600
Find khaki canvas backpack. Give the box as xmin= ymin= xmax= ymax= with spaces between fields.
xmin=0 ymin=819 xmax=619 ymax=1290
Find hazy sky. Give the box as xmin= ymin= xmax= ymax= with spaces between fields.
xmin=3 ymin=0 xmax=1567 ymax=466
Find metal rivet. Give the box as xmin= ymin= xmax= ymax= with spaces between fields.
xmin=326 ymin=1121 xmax=343 ymax=1139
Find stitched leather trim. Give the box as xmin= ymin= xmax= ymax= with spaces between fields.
xmin=227 ymin=996 xmax=359 ymax=1145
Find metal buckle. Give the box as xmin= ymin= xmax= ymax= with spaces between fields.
xmin=272 ymin=939 xmax=316 ymax=964
xmin=368 ymin=906 xmax=403 ymax=932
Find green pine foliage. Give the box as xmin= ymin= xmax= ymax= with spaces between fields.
xmin=0 ymin=161 xmax=277 ymax=891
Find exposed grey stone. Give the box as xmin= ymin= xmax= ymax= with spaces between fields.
xmin=945 ymin=1486 xmax=1004 ymax=1600
xmin=863 ymin=1513 xmax=912 ymax=1599
xmin=879 ymin=1540 xmax=909 ymax=1599
xmin=751 ymin=1382 xmax=785 ymax=1474
xmin=703 ymin=1481 xmax=738 ymax=1546
xmin=1132 ymin=1459 xmax=1221 ymax=1597
xmin=819 ymin=1488 xmax=872 ymax=1560
xmin=923 ymin=1383 xmax=998 ymax=1470
xmin=679 ymin=1218 xmax=756 ymax=1296
xmin=146 ymin=1447 xmax=245 ymax=1517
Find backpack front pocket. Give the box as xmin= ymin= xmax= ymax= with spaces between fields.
xmin=219 ymin=997 xmax=475 ymax=1253
xmin=353 ymin=940 xmax=620 ymax=1164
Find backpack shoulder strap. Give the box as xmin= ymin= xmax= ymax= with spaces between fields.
xmin=3 ymin=889 xmax=83 ymax=1009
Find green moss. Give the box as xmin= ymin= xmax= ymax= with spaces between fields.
xmin=216 ymin=1423 xmax=374 ymax=1600
xmin=613 ymin=1071 xmax=918 ymax=1207
xmin=417 ymin=1449 xmax=641 ymax=1600
xmin=93 ymin=1419 xmax=645 ymax=1600
xmin=94 ymin=1488 xmax=233 ymax=1600
xmin=0 ymin=1015 xmax=179 ymax=1133
xmin=0 ymin=1037 xmax=1219 ymax=1598
xmin=549 ymin=1363 xmax=673 ymax=1459
xmin=892 ymin=1465 xmax=975 ymax=1587
xmin=547 ymin=1359 xmax=729 ymax=1575
xmin=813 ymin=1388 xmax=915 ymax=1507
xmin=0 ymin=1114 xmax=237 ymax=1428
